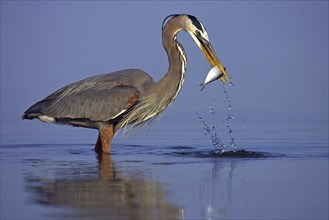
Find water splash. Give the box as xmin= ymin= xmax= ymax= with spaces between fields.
xmin=196 ymin=112 xmax=225 ymax=154
xmin=196 ymin=78 xmax=239 ymax=154
xmin=223 ymin=84 xmax=238 ymax=152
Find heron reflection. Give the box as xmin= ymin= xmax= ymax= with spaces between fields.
xmin=24 ymin=154 xmax=180 ymax=219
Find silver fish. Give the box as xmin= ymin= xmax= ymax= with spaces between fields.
xmin=199 ymin=66 xmax=225 ymax=91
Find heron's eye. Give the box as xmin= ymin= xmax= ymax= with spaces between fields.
xmin=195 ymin=30 xmax=201 ymax=36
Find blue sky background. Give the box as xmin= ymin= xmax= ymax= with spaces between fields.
xmin=1 ymin=1 xmax=328 ymax=145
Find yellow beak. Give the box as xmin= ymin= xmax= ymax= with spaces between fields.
xmin=199 ymin=38 xmax=229 ymax=83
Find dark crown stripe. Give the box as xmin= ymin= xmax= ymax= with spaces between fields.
xmin=188 ymin=15 xmax=203 ymax=32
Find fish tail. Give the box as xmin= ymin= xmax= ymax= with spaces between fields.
xmin=199 ymin=83 xmax=206 ymax=91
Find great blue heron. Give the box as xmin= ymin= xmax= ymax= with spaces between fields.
xmin=22 ymin=14 xmax=229 ymax=153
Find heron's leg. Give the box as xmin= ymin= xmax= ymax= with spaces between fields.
xmin=94 ymin=124 xmax=114 ymax=154
xmin=94 ymin=134 xmax=102 ymax=153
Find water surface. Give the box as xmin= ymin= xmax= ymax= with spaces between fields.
xmin=1 ymin=127 xmax=328 ymax=220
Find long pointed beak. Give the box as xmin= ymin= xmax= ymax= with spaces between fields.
xmin=198 ymin=36 xmax=229 ymax=83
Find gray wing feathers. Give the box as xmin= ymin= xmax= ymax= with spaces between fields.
xmin=23 ymin=69 xmax=153 ymax=122
xmin=43 ymin=86 xmax=139 ymax=121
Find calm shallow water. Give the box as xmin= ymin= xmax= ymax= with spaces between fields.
xmin=1 ymin=127 xmax=328 ymax=220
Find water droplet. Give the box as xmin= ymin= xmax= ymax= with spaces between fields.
xmin=242 ymin=115 xmax=248 ymax=131
xmin=227 ymin=115 xmax=233 ymax=120
xmin=208 ymin=106 xmax=215 ymax=115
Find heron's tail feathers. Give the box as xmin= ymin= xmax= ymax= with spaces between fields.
xmin=22 ymin=100 xmax=45 ymax=120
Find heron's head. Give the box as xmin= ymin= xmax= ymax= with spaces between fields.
xmin=163 ymin=14 xmax=229 ymax=83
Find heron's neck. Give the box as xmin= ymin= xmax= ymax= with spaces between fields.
xmin=156 ymin=29 xmax=187 ymax=105
xmin=116 ymin=28 xmax=187 ymax=129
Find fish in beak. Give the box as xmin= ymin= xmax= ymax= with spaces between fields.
xmin=196 ymin=34 xmax=229 ymax=83
xmin=199 ymin=66 xmax=226 ymax=91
